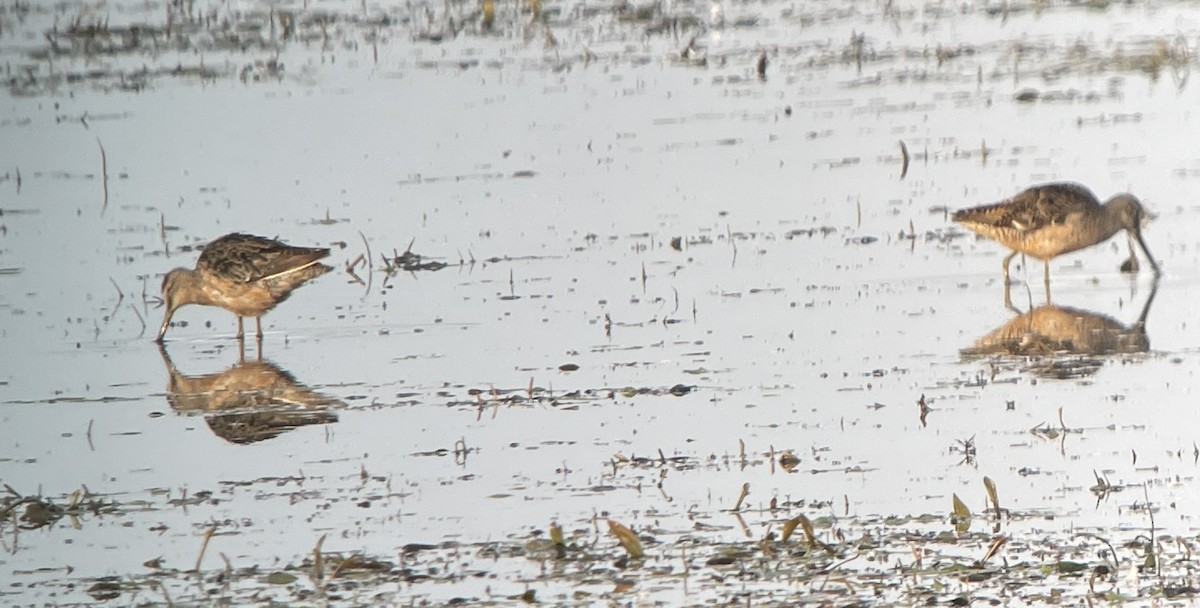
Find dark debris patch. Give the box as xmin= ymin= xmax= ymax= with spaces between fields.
xmin=18 ymin=508 xmax=1195 ymax=607
xmin=382 ymin=247 xmax=449 ymax=273
xmin=0 ymin=486 xmax=118 ymax=531
xmin=449 ymin=382 xmax=704 ymax=410
xmin=7 ymin=470 xmax=1198 ymax=606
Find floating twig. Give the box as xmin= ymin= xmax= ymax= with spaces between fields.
xmin=108 ymin=277 xmax=124 ymax=320
xmin=731 ymin=482 xmax=750 ymax=512
xmin=312 ymin=534 xmax=327 ymax=582
xmin=156 ymin=580 xmax=175 ymax=607
xmin=979 ymin=535 xmax=1007 ymax=565
xmin=129 ymin=301 xmax=146 ymax=335
xmin=727 ymin=224 xmax=737 ymax=266
xmin=97 ymin=138 xmax=108 ymax=214
xmin=818 ymin=552 xmax=862 ymax=590
xmin=194 ymin=524 xmax=216 ymax=572
xmin=328 ymin=553 xmax=356 ymax=580
xmin=159 ymin=212 xmax=169 ymax=255
xmin=358 ymin=231 xmax=373 ymax=294
xmin=1144 ymin=484 xmax=1158 ymax=577
xmin=344 ymin=252 xmax=366 ymax=285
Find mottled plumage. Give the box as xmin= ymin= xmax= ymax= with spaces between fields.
xmin=953 ymin=182 xmax=1160 ymax=283
xmin=156 ymin=233 xmax=332 ymax=342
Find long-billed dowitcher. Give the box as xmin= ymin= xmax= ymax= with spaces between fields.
xmin=156 ymin=233 xmax=332 ymax=342
xmin=953 ymin=182 xmax=1161 ymax=285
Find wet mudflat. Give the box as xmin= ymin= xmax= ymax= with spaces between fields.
xmin=5 ymin=0 xmax=1200 ymax=605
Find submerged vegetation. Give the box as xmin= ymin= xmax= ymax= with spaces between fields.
xmin=4 ymin=466 xmax=1196 ymax=605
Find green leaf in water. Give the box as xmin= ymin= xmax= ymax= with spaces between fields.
xmin=1056 ymin=561 xmax=1088 ymax=574
xmin=266 ymin=572 xmax=298 ymax=585
xmin=951 ymin=493 xmax=971 ymax=520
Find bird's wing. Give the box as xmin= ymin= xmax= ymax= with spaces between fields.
xmin=198 ymin=234 xmax=329 ymax=283
xmin=955 ymin=183 xmax=1097 ymax=233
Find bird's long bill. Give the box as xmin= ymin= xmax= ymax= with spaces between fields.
xmin=156 ymin=308 xmax=174 ymax=342
xmin=1132 ymin=229 xmax=1161 ymax=276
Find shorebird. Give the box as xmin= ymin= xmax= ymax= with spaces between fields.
xmin=953 ymin=182 xmax=1161 ymax=287
xmin=156 ymin=233 xmax=332 ymax=342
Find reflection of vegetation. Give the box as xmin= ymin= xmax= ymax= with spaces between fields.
xmin=380 ymin=242 xmax=449 ymax=274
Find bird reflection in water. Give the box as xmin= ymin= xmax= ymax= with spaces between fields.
xmin=963 ymin=279 xmax=1157 ymax=379
xmin=158 ymin=343 xmax=341 ymax=444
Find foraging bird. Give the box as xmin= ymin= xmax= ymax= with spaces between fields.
xmin=156 ymin=233 xmax=332 ymax=342
xmin=953 ymin=182 xmax=1160 ymax=285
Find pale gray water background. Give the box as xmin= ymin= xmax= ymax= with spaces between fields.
xmin=5 ymin=0 xmax=1200 ymax=604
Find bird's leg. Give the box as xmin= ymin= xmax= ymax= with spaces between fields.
xmin=1002 ymin=251 xmax=1018 ymax=284
xmin=255 ymin=317 xmax=264 ymax=341
xmin=236 ymin=317 xmax=245 ymax=342
xmin=1043 ymin=261 xmax=1051 ymax=304
xmin=1003 ymin=280 xmax=1015 ymax=311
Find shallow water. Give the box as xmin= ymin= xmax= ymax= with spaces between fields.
xmin=5 ymin=0 xmax=1200 ymax=604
